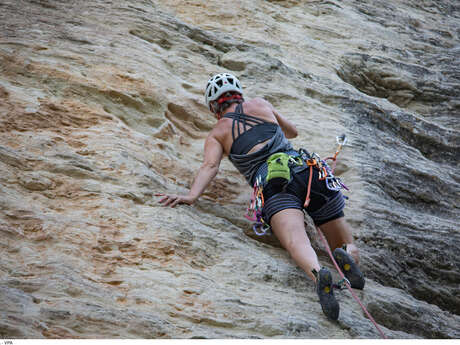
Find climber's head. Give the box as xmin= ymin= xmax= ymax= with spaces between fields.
xmin=205 ymin=73 xmax=244 ymax=117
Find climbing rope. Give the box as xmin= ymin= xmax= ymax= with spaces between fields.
xmin=311 ymin=135 xmax=387 ymax=338
xmin=301 ymin=134 xmax=386 ymax=337
xmin=316 ymin=227 xmax=388 ymax=339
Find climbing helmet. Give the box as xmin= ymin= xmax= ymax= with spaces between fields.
xmin=205 ymin=73 xmax=243 ymax=109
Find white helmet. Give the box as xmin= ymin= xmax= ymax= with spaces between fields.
xmin=205 ymin=73 xmax=243 ymax=109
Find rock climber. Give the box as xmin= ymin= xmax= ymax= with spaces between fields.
xmin=157 ymin=72 xmax=365 ymax=320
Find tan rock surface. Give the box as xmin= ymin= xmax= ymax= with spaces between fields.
xmin=0 ymin=0 xmax=459 ymax=339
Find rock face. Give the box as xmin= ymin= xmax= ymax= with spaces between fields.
xmin=0 ymin=0 xmax=459 ymax=339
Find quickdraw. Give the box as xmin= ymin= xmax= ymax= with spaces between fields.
xmin=245 ymin=176 xmax=271 ymax=236
xmin=324 ymin=134 xmax=348 ymax=174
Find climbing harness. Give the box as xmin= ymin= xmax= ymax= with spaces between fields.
xmin=246 ymin=135 xmax=350 ymax=236
xmin=316 ymin=226 xmax=388 ymax=339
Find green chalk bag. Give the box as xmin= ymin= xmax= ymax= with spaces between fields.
xmin=266 ymin=152 xmax=292 ymax=184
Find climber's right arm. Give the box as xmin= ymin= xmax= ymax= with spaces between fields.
xmin=186 ymin=134 xmax=223 ymax=202
xmin=157 ymin=133 xmax=223 ymax=207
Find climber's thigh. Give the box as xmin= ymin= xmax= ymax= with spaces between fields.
xmin=270 ymin=208 xmax=312 ymax=250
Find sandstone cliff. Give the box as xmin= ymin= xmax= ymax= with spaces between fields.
xmin=0 ymin=0 xmax=459 ymax=339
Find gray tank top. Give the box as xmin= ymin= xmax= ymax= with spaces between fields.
xmin=228 ymin=125 xmax=293 ymax=185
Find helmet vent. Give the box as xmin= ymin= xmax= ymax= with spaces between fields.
xmin=228 ymin=77 xmax=234 ymax=84
xmin=216 ymin=79 xmax=223 ymax=87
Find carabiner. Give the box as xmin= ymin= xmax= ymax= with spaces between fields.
xmin=336 ymin=134 xmax=348 ymax=147
xmin=253 ymin=222 xmax=271 ymax=236
xmin=333 ymin=277 xmax=351 ymax=290
xmin=325 ymin=176 xmax=342 ymax=191
xmin=318 ymin=167 xmax=328 ymax=180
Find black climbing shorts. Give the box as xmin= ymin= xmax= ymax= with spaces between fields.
xmin=262 ymin=167 xmax=345 ymax=226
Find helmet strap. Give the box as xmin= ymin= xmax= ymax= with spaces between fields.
xmin=211 ymin=93 xmax=243 ymax=120
xmin=209 ymin=102 xmax=222 ymax=120
xmin=217 ymin=93 xmax=242 ymax=104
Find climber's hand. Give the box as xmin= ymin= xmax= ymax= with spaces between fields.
xmin=156 ymin=193 xmax=195 ymax=208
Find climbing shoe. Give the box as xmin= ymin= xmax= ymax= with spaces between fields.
xmin=314 ymin=267 xmax=340 ymax=321
xmin=333 ymin=247 xmax=365 ymax=290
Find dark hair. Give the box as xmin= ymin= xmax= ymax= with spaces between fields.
xmin=211 ymin=92 xmax=244 ymax=115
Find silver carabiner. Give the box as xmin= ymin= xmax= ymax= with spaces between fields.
xmin=326 ymin=177 xmax=342 ymax=191
xmin=336 ymin=134 xmax=348 ymax=146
